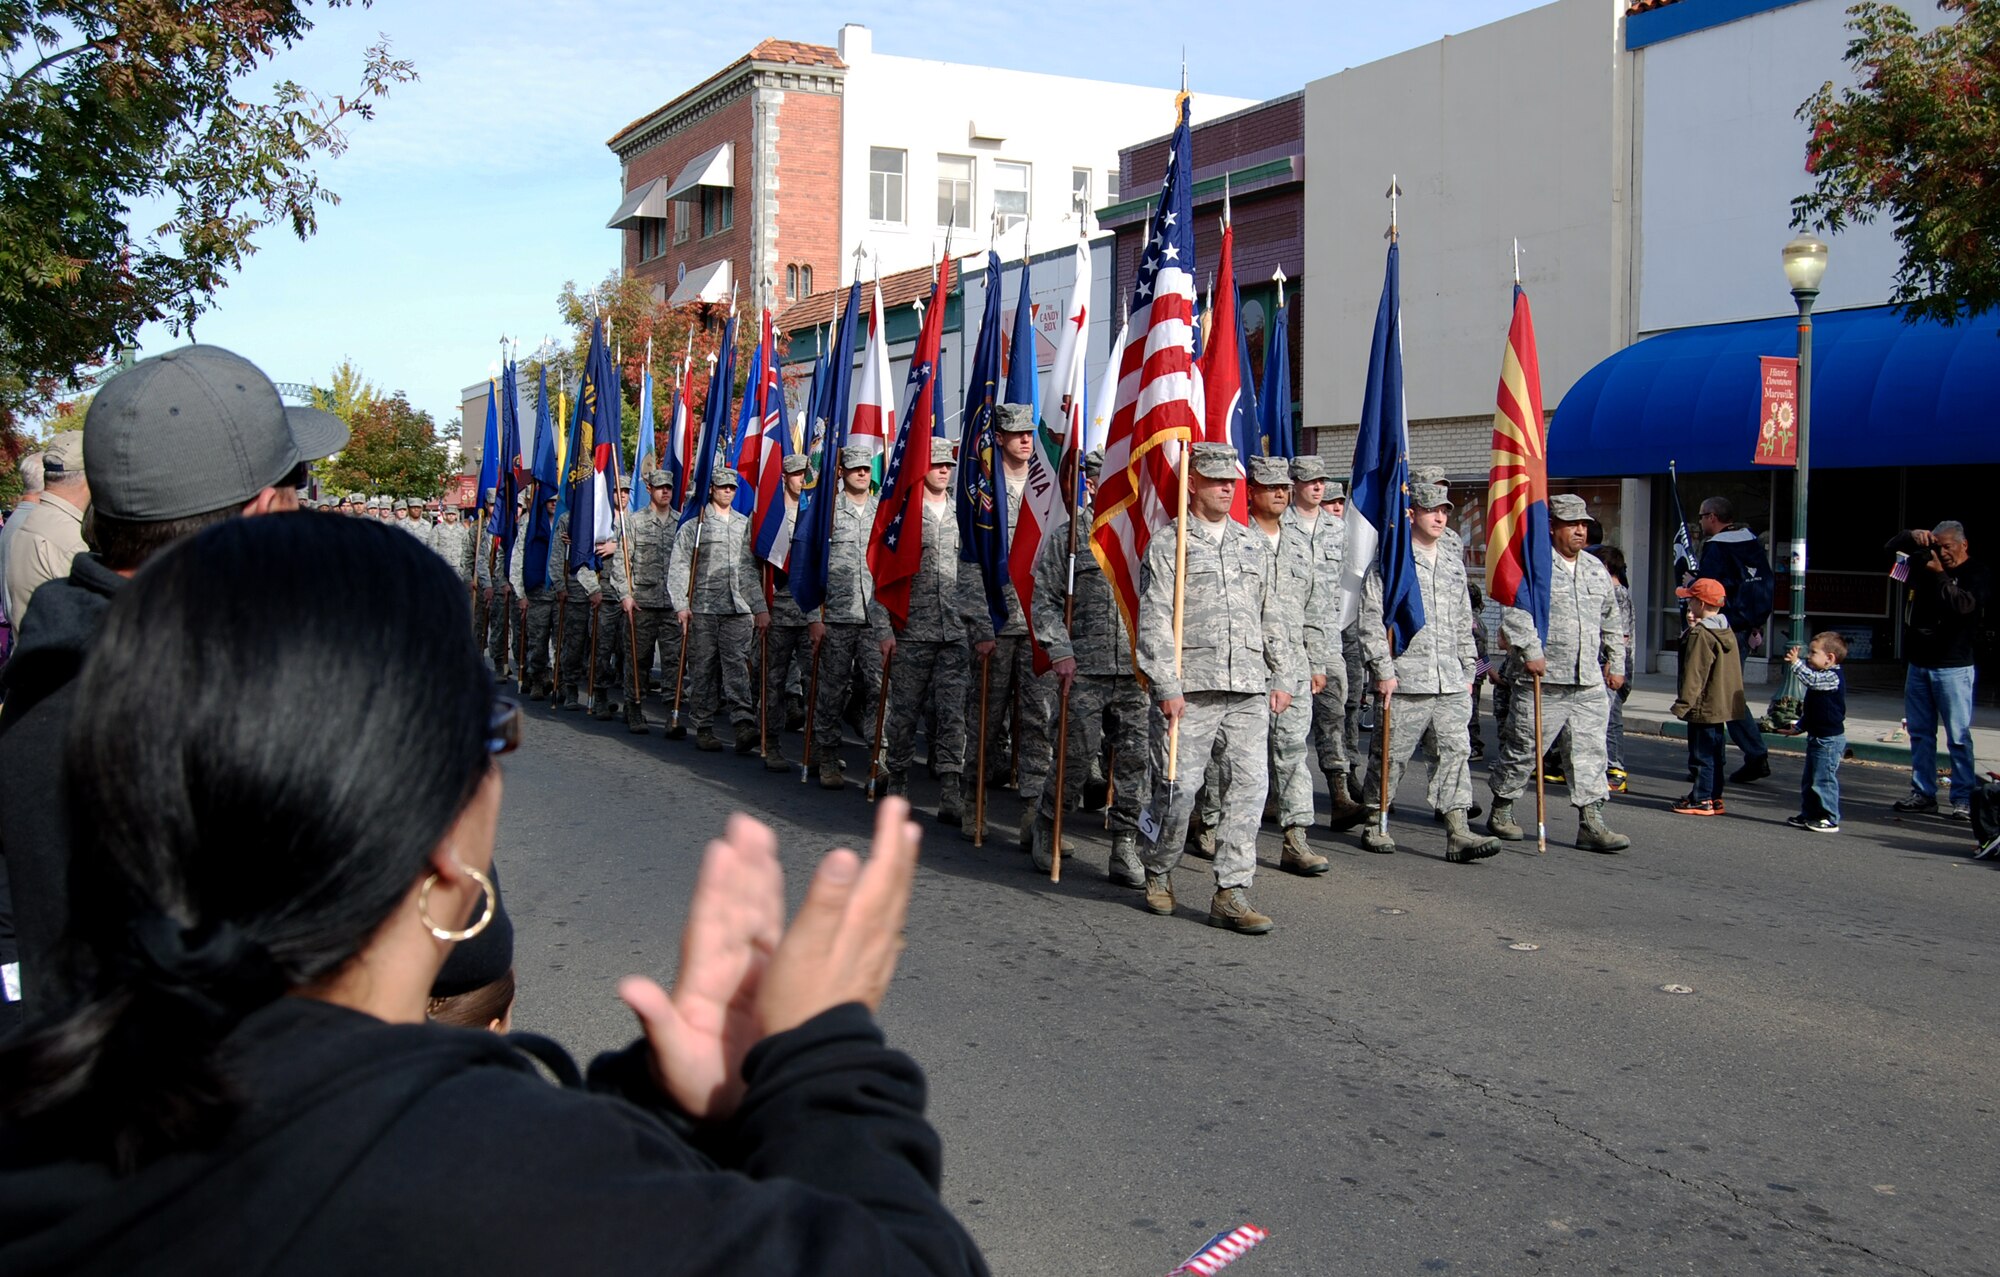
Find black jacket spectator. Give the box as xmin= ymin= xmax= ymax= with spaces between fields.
xmin=1885 ymin=531 xmax=1990 ymax=669
xmin=1696 ymin=526 xmax=1775 ymax=637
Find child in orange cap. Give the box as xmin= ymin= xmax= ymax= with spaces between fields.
xmin=1671 ymin=578 xmax=1746 ymax=815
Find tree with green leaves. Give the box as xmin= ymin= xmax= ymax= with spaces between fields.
xmin=0 ymin=1 xmax=416 ymax=480
xmin=1793 ymin=0 xmax=2000 ymax=325
xmin=318 ymin=391 xmax=455 ymax=498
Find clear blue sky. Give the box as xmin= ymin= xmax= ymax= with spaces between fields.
xmin=132 ymin=0 xmax=1545 ymax=429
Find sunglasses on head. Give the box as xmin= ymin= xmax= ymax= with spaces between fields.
xmin=487 ymin=694 xmax=523 ymax=755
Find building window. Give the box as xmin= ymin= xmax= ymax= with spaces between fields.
xmin=938 ymin=153 xmax=973 ymax=229
xmin=673 ymin=201 xmax=690 ymax=245
xmin=869 ymin=147 xmax=906 ymax=224
xmin=995 ymin=161 xmax=1030 ymax=233
xmin=1071 ymin=167 xmax=1091 ymax=218
xmin=802 ymin=265 xmax=814 ymax=296
xmin=786 ymin=264 xmax=799 ymax=299
xmin=1105 ymin=170 xmax=1119 ymax=203
xmin=638 ymin=220 xmax=663 ymax=261
xmin=701 ymin=187 xmax=733 ymax=237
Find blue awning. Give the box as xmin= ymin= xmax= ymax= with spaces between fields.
xmin=1548 ymin=304 xmax=2000 ymax=477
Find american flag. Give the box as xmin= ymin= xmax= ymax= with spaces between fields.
xmin=1166 ymin=1223 xmax=1269 ymax=1276
xmin=1474 ymin=654 xmax=1493 ymax=679
xmin=1090 ymin=92 xmax=1204 ymax=654
xmin=868 ymin=251 xmax=951 ymax=630
xmin=1890 ymin=551 xmax=1910 ymax=583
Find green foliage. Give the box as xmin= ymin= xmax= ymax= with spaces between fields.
xmin=318 ymin=391 xmax=454 ymax=497
xmin=311 ymin=358 xmax=382 ymax=424
xmin=0 ymin=1 xmax=416 ymax=477
xmin=1794 ymin=0 xmax=2000 ymax=324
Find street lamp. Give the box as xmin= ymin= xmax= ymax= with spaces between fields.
xmin=1781 ymin=233 xmax=1828 ymax=652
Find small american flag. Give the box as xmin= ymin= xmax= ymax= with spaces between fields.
xmin=1166 ymin=1224 xmax=1268 ymax=1276
xmin=1474 ymin=655 xmax=1493 ymax=679
xmin=1890 ymin=552 xmax=1910 ymax=583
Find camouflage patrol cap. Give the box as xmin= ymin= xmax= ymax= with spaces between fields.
xmin=644 ymin=468 xmax=673 ymax=490
xmin=839 ymin=443 xmax=873 ymax=471
xmin=1549 ymin=493 xmax=1590 ymax=522
xmin=1288 ymin=455 xmax=1328 ymax=483
xmin=709 ymin=467 xmax=740 ymax=489
xmin=617 ymin=476 xmax=632 ymax=492
xmin=781 ymin=453 xmax=811 ymax=476
xmin=1189 ymin=442 xmax=1240 ymax=481
xmin=1409 ymin=481 xmax=1453 ymax=511
xmin=1247 ymin=455 xmax=1290 ymax=487
xmin=1084 ymin=448 xmax=1105 ymax=477
xmin=928 ymin=436 xmax=955 ymax=466
xmin=1324 ymin=481 xmax=1346 ymax=501
xmin=994 ymin=403 xmax=1036 ymax=434
xmin=1411 ymin=465 xmax=1448 ymax=487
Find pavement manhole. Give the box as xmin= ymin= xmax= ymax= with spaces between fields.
xmin=1659 ymin=983 xmax=1695 ymax=995
xmin=1508 ymin=942 xmax=1541 ymax=952
xmin=1377 ymin=907 xmax=1407 ymax=915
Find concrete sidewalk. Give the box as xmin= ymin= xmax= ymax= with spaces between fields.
xmin=1620 ymin=671 xmax=2000 ymax=769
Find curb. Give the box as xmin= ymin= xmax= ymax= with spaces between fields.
xmin=1646 ymin=718 xmax=1910 ymax=766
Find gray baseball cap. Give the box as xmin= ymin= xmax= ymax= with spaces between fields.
xmin=83 ymin=346 xmax=348 ymax=521
xmin=1247 ymin=455 xmax=1289 ymax=487
xmin=994 ymin=403 xmax=1036 ymax=434
xmin=1549 ymin=493 xmax=1590 ymax=522
xmin=1288 ymin=455 xmax=1328 ymax=483
xmin=1190 ymin=442 xmax=1239 ymax=481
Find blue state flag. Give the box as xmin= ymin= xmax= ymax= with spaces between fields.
xmin=679 ymin=314 xmax=738 ymax=530
xmin=1259 ymin=297 xmax=1295 ymax=459
xmin=956 ymin=250 xmax=1010 ymax=635
xmin=1339 ymin=241 xmax=1424 ymax=654
xmin=633 ymin=362 xmax=656 ymax=488
xmin=1004 ymin=255 xmax=1040 ymax=426
xmin=487 ymin=361 xmax=523 ymax=568
xmin=790 ymin=280 xmax=863 ymax=614
xmin=524 ymin=365 xmax=559 ymax=591
xmin=476 ymin=383 xmax=500 ymax=515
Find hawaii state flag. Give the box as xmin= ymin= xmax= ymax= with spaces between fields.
xmin=869 ymin=252 xmax=950 ymax=630
xmin=746 ymin=311 xmax=795 ymax=567
xmin=1485 ymin=282 xmax=1552 ymax=642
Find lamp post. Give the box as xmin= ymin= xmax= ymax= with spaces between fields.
xmin=1781 ymin=233 xmax=1828 ymax=651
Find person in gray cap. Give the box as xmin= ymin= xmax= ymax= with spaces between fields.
xmin=1 ymin=433 xmax=89 ymax=630
xmin=669 ymin=467 xmax=768 ymax=752
xmin=962 ymin=402 xmax=1056 ymax=848
xmin=811 ymin=444 xmax=891 ymax=788
xmin=1486 ymin=493 xmax=1631 ymax=851
xmin=882 ymin=436 xmax=972 ymax=819
xmin=1030 ymin=448 xmax=1147 ymax=883
xmin=757 ymin=453 xmax=813 ymax=769
xmin=608 ymin=470 xmax=682 ymax=733
xmin=1135 ymin=441 xmax=1296 ymax=934
xmin=430 ymin=501 xmax=473 ymax=585
xmin=1288 ymin=455 xmax=1366 ymax=828
xmin=0 ymin=345 xmax=348 ymax=1023
xmin=1356 ymin=482 xmax=1501 ymax=863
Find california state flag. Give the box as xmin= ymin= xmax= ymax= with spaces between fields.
xmin=849 ymin=279 xmax=894 ymax=483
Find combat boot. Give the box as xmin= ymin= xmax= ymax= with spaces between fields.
xmin=763 ymin=744 xmax=790 ymax=773
xmin=1107 ymin=831 xmax=1144 ymax=887
xmin=1486 ymin=797 xmax=1525 ymax=842
xmin=733 ymin=721 xmax=759 ymax=755
xmin=665 ymin=719 xmax=687 ymax=741
xmin=1444 ymin=809 xmax=1503 ymax=863
xmin=1017 ymin=807 xmax=1035 ymax=851
xmin=1359 ymin=813 xmax=1397 ymax=855
xmin=784 ymin=695 xmax=806 ymax=731
xmin=937 ymin=772 xmax=965 ymax=826
xmin=1185 ymin=820 xmax=1217 ymax=860
xmin=1144 ymin=871 xmax=1176 ymax=916
xmin=1030 ymin=814 xmax=1056 ymax=873
xmin=882 ymin=768 xmax=908 ymax=799
xmin=695 ymin=726 xmax=724 ymax=752
xmin=1207 ymin=887 xmax=1273 ymax=935
xmin=624 ymin=701 xmax=649 ymax=734
xmin=818 ymin=759 xmax=845 ymax=790
xmin=1325 ymin=771 xmax=1368 ymax=831
xmin=526 ymin=679 xmax=547 ymax=703
xmin=1280 ymin=827 xmax=1330 ymax=876
xmin=591 ymin=696 xmax=617 ymax=722
xmin=1576 ymin=801 xmax=1632 ymax=853
xmin=560 ymin=689 xmax=582 ymax=712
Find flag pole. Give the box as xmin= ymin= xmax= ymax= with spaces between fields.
xmin=1534 ymin=673 xmax=1547 ymax=854
xmin=759 ymin=566 xmax=772 ymax=757
xmin=1379 ymin=631 xmax=1393 ymax=840
xmin=673 ymin=522 xmax=702 ymax=734
xmin=553 ymin=588 xmax=566 ymax=707
xmin=1166 ymin=438 xmax=1191 ymax=780
xmin=974 ymin=649 xmax=992 ymax=844
xmin=865 ymin=651 xmax=893 ymax=801
xmin=802 ymin=639 xmax=822 ymax=784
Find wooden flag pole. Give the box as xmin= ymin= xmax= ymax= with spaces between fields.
xmin=1378 ymin=627 xmax=1394 ymax=840
xmin=518 ymin=596 xmax=529 ymax=688
xmin=1533 ymin=673 xmax=1548 ymax=854
xmin=672 ymin=521 xmax=703 ymax=733
xmin=865 ymin=651 xmax=894 ymax=801
xmin=587 ymin=601 xmax=599 ymax=705
xmin=1009 ymin=673 xmax=1020 ymax=790
xmin=1049 ymin=464 xmax=1086 ymax=880
xmin=614 ymin=519 xmax=642 ymax=708
xmin=552 ymin=590 xmax=566 ymax=706
xmin=1166 ymin=441 xmax=1192 ymax=780
xmin=1104 ymin=747 xmax=1115 ymax=830
xmin=974 ymin=649 xmax=992 ymax=844
xmin=801 ymin=637 xmax=823 ymax=783
xmin=758 ymin=608 xmax=771 ymax=757
xmin=1050 ymin=686 xmax=1070 ymax=883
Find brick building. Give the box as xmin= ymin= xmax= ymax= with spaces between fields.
xmin=1098 ymin=94 xmax=1305 ymax=450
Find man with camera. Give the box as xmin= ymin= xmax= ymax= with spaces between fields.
xmin=1885 ymin=521 xmax=1990 ymax=819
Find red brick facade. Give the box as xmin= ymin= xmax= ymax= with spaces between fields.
xmin=769 ymin=89 xmax=842 ymax=311
xmin=620 ymin=105 xmax=754 ymax=298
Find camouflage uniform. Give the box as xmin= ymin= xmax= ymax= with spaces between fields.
xmin=486 ymin=531 xmax=515 ymax=676
xmin=556 ymin=530 xmax=610 ymax=707
xmin=964 ymin=466 xmax=1054 ymax=805
xmin=607 ymin=491 xmax=684 ymax=723
xmin=431 ymin=517 xmax=473 ymax=584
xmin=1491 ymin=532 xmax=1628 ymax=811
xmin=762 ymin=487 xmax=811 ymax=758
xmin=1136 ymin=496 xmax=1293 ymax=893
xmin=812 ymin=486 xmax=891 ymax=774
xmin=885 ymin=490 xmax=971 ymax=786
xmin=519 ymin=515 xmax=562 ymax=697
xmin=1267 ymin=499 xmax=1338 ymax=829
xmin=667 ymin=496 xmax=766 ymax=734
xmin=1358 ymin=525 xmax=1480 ymax=822
xmin=1033 ymin=499 xmax=1148 ymax=849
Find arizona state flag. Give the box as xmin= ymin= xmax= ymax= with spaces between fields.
xmin=1485 ymin=283 xmax=1552 ymax=642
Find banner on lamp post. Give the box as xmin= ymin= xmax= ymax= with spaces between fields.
xmin=1753 ymin=356 xmax=1798 ymax=468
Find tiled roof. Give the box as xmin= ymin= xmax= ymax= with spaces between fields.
xmin=608 ymin=39 xmax=843 ymax=148
xmin=1627 ymin=0 xmax=1685 ymax=11
xmin=777 ymin=261 xmax=951 ymax=332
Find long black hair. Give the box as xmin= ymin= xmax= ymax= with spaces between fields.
xmin=0 ymin=513 xmax=491 ymax=1170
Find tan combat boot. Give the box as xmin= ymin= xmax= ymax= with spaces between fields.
xmin=1576 ymin=801 xmax=1632 ymax=853
xmin=1207 ymin=887 xmax=1274 ymax=935
xmin=1486 ymin=797 xmax=1525 ymax=841
xmin=1444 ymin=809 xmax=1503 ymax=863
xmin=936 ymin=772 xmax=964 ymax=826
xmin=1143 ymin=871 xmax=1175 ymax=916
xmin=1107 ymin=831 xmax=1144 ymax=888
xmin=1280 ymin=827 xmax=1329 ymax=876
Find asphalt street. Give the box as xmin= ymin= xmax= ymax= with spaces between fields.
xmin=497 ymin=698 xmax=1998 ymax=1277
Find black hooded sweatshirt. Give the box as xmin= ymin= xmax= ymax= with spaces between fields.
xmin=0 ymin=997 xmax=988 ymax=1277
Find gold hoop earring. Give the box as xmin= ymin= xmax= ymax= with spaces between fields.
xmin=418 ymin=867 xmax=495 ymax=942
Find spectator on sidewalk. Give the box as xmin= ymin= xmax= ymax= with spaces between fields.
xmin=1885 ymin=521 xmax=1991 ymax=820
xmin=1695 ymin=497 xmax=1775 ymax=784
xmin=1 ymin=435 xmax=90 ymax=630
xmin=1785 ymin=632 xmax=1849 ymax=834
xmin=1671 ymin=578 xmax=1746 ymax=817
